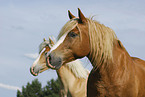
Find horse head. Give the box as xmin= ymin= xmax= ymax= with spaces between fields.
xmin=46 ymin=8 xmax=90 ymax=70
xmin=30 ymin=37 xmax=55 ymax=76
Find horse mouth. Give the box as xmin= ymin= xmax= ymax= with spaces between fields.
xmin=30 ymin=67 xmax=39 ymax=76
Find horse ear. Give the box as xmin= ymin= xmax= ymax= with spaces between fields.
xmin=68 ymin=10 xmax=76 ymax=19
xmin=43 ymin=38 xmax=46 ymax=41
xmin=49 ymin=37 xmax=54 ymax=45
xmin=78 ymin=8 xmax=87 ymax=23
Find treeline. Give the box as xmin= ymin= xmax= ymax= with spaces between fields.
xmin=17 ymin=79 xmax=60 ymax=97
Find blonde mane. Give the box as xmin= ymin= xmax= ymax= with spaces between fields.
xmin=66 ymin=60 xmax=89 ymax=79
xmin=87 ymin=18 xmax=117 ymax=67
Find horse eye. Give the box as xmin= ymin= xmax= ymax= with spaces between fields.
xmin=68 ymin=32 xmax=78 ymax=38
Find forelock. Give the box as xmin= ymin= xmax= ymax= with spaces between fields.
xmin=57 ymin=19 xmax=78 ymax=40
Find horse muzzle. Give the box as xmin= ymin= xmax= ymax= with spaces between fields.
xmin=30 ymin=66 xmax=39 ymax=76
xmin=46 ymin=52 xmax=62 ymax=70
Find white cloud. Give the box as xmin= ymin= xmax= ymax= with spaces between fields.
xmin=0 ymin=83 xmax=21 ymax=91
xmin=24 ymin=53 xmax=38 ymax=59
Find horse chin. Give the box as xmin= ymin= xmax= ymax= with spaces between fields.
xmin=54 ymin=64 xmax=62 ymax=70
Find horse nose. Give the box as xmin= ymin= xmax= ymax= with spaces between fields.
xmin=48 ymin=52 xmax=62 ymax=69
xmin=30 ymin=67 xmax=39 ymax=76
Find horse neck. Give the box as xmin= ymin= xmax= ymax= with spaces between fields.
xmin=87 ymin=52 xmax=112 ymax=75
xmin=87 ymin=39 xmax=132 ymax=79
xmin=87 ymin=45 xmax=112 ymax=72
xmin=56 ymin=64 xmax=76 ymax=89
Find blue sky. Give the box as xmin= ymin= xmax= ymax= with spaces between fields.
xmin=0 ymin=0 xmax=145 ymax=97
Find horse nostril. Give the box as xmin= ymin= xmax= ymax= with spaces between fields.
xmin=48 ymin=54 xmax=51 ymax=61
xmin=48 ymin=54 xmax=52 ymax=64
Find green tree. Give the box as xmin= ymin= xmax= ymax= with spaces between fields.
xmin=43 ymin=79 xmax=60 ymax=97
xmin=17 ymin=79 xmax=43 ymax=97
xmin=17 ymin=79 xmax=60 ymax=97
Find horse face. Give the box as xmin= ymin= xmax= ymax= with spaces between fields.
xmin=46 ymin=9 xmax=90 ymax=70
xmin=30 ymin=38 xmax=54 ymax=76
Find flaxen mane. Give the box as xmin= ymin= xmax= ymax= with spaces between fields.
xmin=87 ymin=19 xmax=118 ymax=68
xmin=66 ymin=60 xmax=89 ymax=79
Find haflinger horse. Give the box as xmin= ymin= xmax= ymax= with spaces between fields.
xmin=30 ymin=38 xmax=89 ymax=97
xmin=46 ymin=8 xmax=145 ymax=97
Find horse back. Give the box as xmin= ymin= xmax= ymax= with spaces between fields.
xmin=131 ymin=57 xmax=145 ymax=97
xmin=132 ymin=57 xmax=145 ymax=67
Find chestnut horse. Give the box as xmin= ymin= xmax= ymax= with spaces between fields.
xmin=30 ymin=38 xmax=89 ymax=97
xmin=46 ymin=8 xmax=145 ymax=97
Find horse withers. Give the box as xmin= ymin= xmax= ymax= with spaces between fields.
xmin=46 ymin=8 xmax=145 ymax=97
